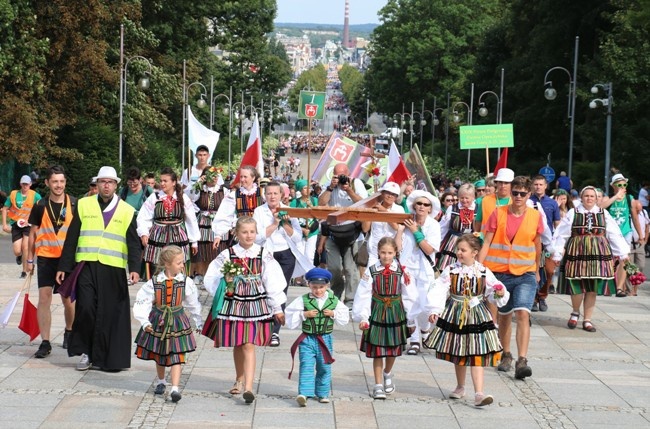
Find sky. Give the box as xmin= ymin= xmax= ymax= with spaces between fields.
xmin=275 ymin=0 xmax=386 ymax=25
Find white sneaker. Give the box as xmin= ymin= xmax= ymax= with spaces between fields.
xmin=76 ymin=353 xmax=91 ymax=371
xmin=296 ymin=394 xmax=307 ymax=407
xmin=383 ymin=372 xmax=395 ymax=394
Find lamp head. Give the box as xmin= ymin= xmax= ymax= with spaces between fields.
xmin=589 ymin=100 xmax=598 ymax=109
xmin=196 ymin=98 xmax=207 ymax=109
xmin=421 ymin=120 xmax=427 ymax=126
xmin=478 ymin=106 xmax=488 ymax=117
xmin=223 ymin=107 xmax=230 ymax=115
xmin=138 ymin=76 xmax=150 ymax=90
xmin=544 ymin=87 xmax=557 ymax=101
xmin=433 ymin=117 xmax=440 ymax=126
xmin=591 ymin=86 xmax=599 ymax=94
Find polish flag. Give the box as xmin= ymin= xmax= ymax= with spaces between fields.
xmin=386 ymin=140 xmax=411 ymax=185
xmin=232 ymin=115 xmax=264 ymax=187
xmin=493 ymin=148 xmax=509 ymax=176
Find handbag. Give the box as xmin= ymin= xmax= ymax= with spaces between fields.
xmin=327 ymin=221 xmax=362 ymax=249
xmin=355 ymin=233 xmax=370 ymax=267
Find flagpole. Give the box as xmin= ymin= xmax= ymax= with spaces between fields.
xmin=307 ymin=118 xmax=312 ymax=182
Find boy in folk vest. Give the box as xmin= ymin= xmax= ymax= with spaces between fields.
xmin=285 ymin=268 xmax=349 ymax=407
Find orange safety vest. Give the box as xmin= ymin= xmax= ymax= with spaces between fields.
xmin=484 ymin=206 xmax=540 ymax=275
xmin=35 ymin=196 xmax=73 ymax=258
xmin=8 ymin=190 xmax=36 ymax=222
xmin=480 ymin=194 xmax=511 ymax=232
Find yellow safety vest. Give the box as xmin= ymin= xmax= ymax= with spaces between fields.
xmin=75 ymin=196 xmax=134 ymax=269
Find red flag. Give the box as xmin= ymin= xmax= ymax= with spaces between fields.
xmin=231 ymin=115 xmax=264 ymax=187
xmin=18 ymin=293 xmax=40 ymax=341
xmin=493 ymin=148 xmax=509 ymax=176
xmin=386 ymin=141 xmax=411 ymax=185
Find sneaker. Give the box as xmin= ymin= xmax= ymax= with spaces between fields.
xmin=383 ymin=372 xmax=395 ymax=394
xmin=170 ymin=390 xmax=182 ymax=402
xmin=318 ymin=397 xmax=330 ymax=403
xmin=62 ymin=330 xmax=71 ymax=349
xmin=154 ymin=383 xmax=166 ymax=395
xmin=372 ymin=385 xmax=386 ymax=400
xmin=34 ymin=341 xmax=52 ymax=358
xmin=243 ymin=391 xmax=255 ymax=404
xmin=269 ymin=333 xmax=280 ymax=347
xmin=76 ymin=353 xmax=91 ymax=371
xmin=16 ymin=255 xmax=22 ymax=265
xmin=449 ymin=386 xmax=465 ymax=399
xmin=497 ymin=352 xmax=513 ymax=372
xmin=20 ymin=271 xmax=27 ymax=279
xmin=514 ymin=357 xmax=532 ymax=380
xmin=538 ymin=299 xmax=548 ymax=312
xmin=531 ymin=302 xmax=539 ymax=312
xmin=296 ymin=394 xmax=307 ymax=407
xmin=548 ymin=285 xmax=556 ymax=294
xmin=475 ymin=393 xmax=494 ymax=407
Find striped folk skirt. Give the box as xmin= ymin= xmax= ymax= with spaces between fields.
xmin=144 ymin=222 xmax=190 ymax=264
xmin=558 ymin=235 xmax=616 ymax=296
xmin=134 ymin=306 xmax=197 ymax=366
xmin=423 ymin=295 xmax=502 ymax=367
xmin=359 ymin=294 xmax=409 ymax=358
xmin=191 ymin=213 xmax=227 ymax=263
xmin=435 ymin=232 xmax=461 ymax=272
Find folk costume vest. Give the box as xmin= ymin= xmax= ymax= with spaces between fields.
xmin=301 ymin=290 xmax=339 ymax=335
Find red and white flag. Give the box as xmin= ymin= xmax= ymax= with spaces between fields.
xmin=232 ymin=115 xmax=264 ymax=186
xmin=386 ymin=140 xmax=411 ymax=185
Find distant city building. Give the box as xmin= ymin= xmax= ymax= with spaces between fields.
xmin=275 ymin=33 xmax=312 ymax=77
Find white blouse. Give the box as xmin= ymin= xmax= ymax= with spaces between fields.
xmin=439 ymin=201 xmax=476 ymax=238
xmin=367 ymin=202 xmax=406 ymax=264
xmin=399 ymin=216 xmax=441 ymax=284
xmin=136 ymin=191 xmax=200 ymax=244
xmin=252 ymin=203 xmax=302 ymax=252
xmin=551 ymin=205 xmax=630 ymax=261
xmin=351 ymin=259 xmax=419 ymax=325
xmin=132 ymin=272 xmax=203 ymax=330
xmin=203 ymin=243 xmax=287 ymax=314
xmin=284 ymin=292 xmax=350 ymax=330
xmin=211 ymin=185 xmax=262 ymax=237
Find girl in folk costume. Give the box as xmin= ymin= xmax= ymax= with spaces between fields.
xmin=133 ymin=245 xmax=203 ymax=403
xmin=352 ymin=237 xmax=418 ymax=400
xmin=202 ymin=216 xmax=287 ymax=404
xmin=186 ymin=166 xmax=229 ymax=282
xmin=551 ymin=186 xmax=629 ymax=332
xmin=211 ymin=165 xmax=264 ymax=248
xmin=394 ymin=190 xmax=441 ymax=356
xmin=436 ymin=183 xmax=477 ymax=272
xmin=422 ymin=234 xmax=509 ymax=407
xmin=137 ymin=167 xmax=200 ymax=276
xmin=285 ymin=268 xmax=350 ymax=407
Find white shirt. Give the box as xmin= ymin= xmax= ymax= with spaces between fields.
xmin=284 ymin=291 xmax=350 ymax=329
xmin=367 ymin=202 xmax=405 ymax=265
xmin=136 ymin=191 xmax=200 ymax=244
xmin=204 ymin=243 xmax=287 ymax=314
xmin=252 ymin=203 xmax=302 ymax=252
xmin=639 ymin=187 xmax=649 ymax=207
xmin=399 ymin=216 xmax=441 ymax=285
xmin=632 ymin=209 xmax=650 ymax=242
xmin=211 ymin=185 xmax=263 ymax=236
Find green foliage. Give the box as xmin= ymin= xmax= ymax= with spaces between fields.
xmin=338 ymin=64 xmax=367 ymax=126
xmin=288 ymin=64 xmax=327 ymax=110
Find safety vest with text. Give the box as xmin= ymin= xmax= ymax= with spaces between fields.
xmin=75 ymin=197 xmax=134 ymax=269
xmin=8 ymin=190 xmax=36 ymax=222
xmin=484 ymin=206 xmax=539 ymax=275
xmin=35 ymin=196 xmax=74 ymax=258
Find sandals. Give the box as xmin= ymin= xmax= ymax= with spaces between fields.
xmin=229 ymin=380 xmax=244 ymax=395
xmin=567 ymin=312 xmax=580 ymax=329
xmin=582 ymin=320 xmax=597 ymax=332
xmin=407 ymin=343 xmax=420 ymax=355
xmin=616 ymin=289 xmax=627 ymax=297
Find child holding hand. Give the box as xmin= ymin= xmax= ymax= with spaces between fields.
xmin=285 ymin=267 xmax=349 ymax=406
xmin=421 ymin=234 xmax=509 ymax=406
xmin=133 ymin=245 xmax=203 ymax=403
xmin=352 ymin=237 xmax=418 ymax=399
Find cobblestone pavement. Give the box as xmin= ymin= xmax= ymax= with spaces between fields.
xmin=2 ymin=230 xmax=650 ymax=428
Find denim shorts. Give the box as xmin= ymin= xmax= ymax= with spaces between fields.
xmin=495 ymin=272 xmax=537 ymax=314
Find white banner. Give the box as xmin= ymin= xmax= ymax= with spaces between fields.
xmin=187 ymin=106 xmax=220 ymax=165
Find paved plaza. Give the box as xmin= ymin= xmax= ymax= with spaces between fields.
xmin=1 ymin=231 xmax=650 ymax=428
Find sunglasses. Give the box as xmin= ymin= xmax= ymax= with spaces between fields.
xmin=444 ymin=198 xmax=453 ymax=202
xmin=476 ymin=188 xmax=486 ymax=192
xmin=615 ymin=183 xmax=628 ymax=188
xmin=415 ymin=201 xmax=432 ymax=207
xmin=511 ymin=190 xmax=529 ymax=198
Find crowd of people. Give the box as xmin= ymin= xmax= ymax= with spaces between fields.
xmin=4 ymin=146 xmax=647 ymax=407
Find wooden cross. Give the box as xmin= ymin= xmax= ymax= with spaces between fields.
xmin=283 ymin=192 xmax=410 ymax=225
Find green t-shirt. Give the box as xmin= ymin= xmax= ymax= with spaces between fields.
xmin=4 ymin=190 xmax=42 ymax=225
xmin=608 ymin=197 xmax=633 ymax=236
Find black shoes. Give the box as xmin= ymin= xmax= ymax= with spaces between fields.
xmin=62 ymin=330 xmax=71 ymax=349
xmin=34 ymin=341 xmax=52 ymax=359
xmin=154 ymin=383 xmax=166 ymax=395
xmin=171 ymin=391 xmax=182 ymax=402
xmin=16 ymin=255 xmax=22 ymax=265
xmin=20 ymin=272 xmax=27 ymax=279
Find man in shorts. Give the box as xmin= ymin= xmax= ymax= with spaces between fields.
xmin=479 ymin=175 xmax=543 ymax=380
xmin=2 ymin=175 xmax=41 ymax=278
xmin=26 ymin=166 xmax=76 ymax=358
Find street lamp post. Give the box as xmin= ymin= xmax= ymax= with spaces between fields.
xmin=589 ymin=82 xmax=613 ymax=191
xmin=477 ymin=89 xmax=502 ymax=174
xmin=210 ymin=80 xmax=233 ymax=174
xmin=392 ymin=113 xmax=405 ymax=152
xmin=543 ymin=36 xmax=579 ymax=179
xmin=118 ymin=23 xmax=152 ymax=174
xmin=181 ymin=60 xmax=207 ymax=174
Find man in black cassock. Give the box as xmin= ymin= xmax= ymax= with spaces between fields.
xmin=56 ymin=166 xmax=141 ymax=371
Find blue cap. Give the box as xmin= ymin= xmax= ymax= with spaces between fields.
xmin=305 ymin=267 xmax=332 ymax=284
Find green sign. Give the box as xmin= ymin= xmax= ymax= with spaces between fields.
xmin=459 ymin=124 xmax=514 ymax=149
xmin=298 ymin=90 xmax=326 ymax=120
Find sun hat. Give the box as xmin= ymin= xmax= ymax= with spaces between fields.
xmin=610 ymin=173 xmax=628 ymax=185
xmin=406 ymin=190 xmax=441 ymax=219
xmin=494 ymin=168 xmax=514 ymax=183
xmin=95 ymin=166 xmax=121 ymax=184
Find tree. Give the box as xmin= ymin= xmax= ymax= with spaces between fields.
xmin=288 ymin=64 xmax=327 ymax=110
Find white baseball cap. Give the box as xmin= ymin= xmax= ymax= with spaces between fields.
xmin=19 ymin=175 xmax=32 ymax=185
xmin=379 ymin=181 xmax=400 ymax=196
xmin=494 ymin=168 xmax=514 ymax=183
